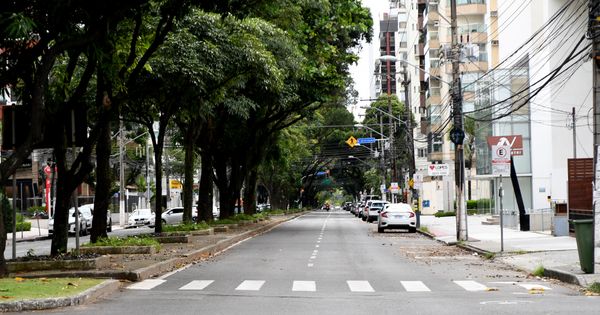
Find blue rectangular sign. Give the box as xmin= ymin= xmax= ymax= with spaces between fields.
xmin=357 ymin=137 xmax=376 ymax=144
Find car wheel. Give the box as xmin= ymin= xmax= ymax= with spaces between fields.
xmin=80 ymin=224 xmax=87 ymax=236
xmin=408 ymin=227 xmax=417 ymax=233
xmin=161 ymin=219 xmax=167 ymax=225
xmin=107 ymin=219 xmax=112 ymax=232
xmin=361 ymin=216 xmax=366 ymax=221
xmin=367 ymin=218 xmax=372 ymax=223
xmin=378 ymin=226 xmax=384 ymax=233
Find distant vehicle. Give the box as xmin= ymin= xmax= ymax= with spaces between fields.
xmin=377 ymin=203 xmax=417 ymax=233
xmin=343 ymin=202 xmax=352 ymax=211
xmin=161 ymin=207 xmax=198 ymax=225
xmin=365 ymin=200 xmax=388 ymax=223
xmin=321 ymin=203 xmax=330 ymax=211
xmin=127 ymin=208 xmax=155 ymax=227
xmin=257 ymin=203 xmax=271 ymax=212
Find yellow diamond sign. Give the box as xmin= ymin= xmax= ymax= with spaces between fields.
xmin=346 ymin=136 xmax=358 ymax=148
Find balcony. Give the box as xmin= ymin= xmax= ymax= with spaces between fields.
xmin=429 ymin=38 xmax=440 ymax=49
xmin=428 ymin=151 xmax=445 ymax=162
xmin=466 ymin=31 xmax=487 ymax=43
xmin=427 ymin=93 xmax=441 ymax=106
xmin=444 ymin=61 xmax=489 ymax=73
xmin=419 ymin=93 xmax=427 ymax=109
xmin=420 ymin=118 xmax=430 ymax=135
xmin=428 ymin=10 xmax=439 ymax=23
xmin=456 ymin=3 xmax=486 ymax=16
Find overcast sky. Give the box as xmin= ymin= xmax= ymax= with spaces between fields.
xmin=349 ymin=0 xmax=389 ymax=122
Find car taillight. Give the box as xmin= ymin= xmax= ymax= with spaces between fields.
xmin=409 ymin=212 xmax=415 ymax=218
xmin=381 ymin=212 xmax=388 ymax=218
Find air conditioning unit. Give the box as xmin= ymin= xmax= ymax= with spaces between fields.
xmin=429 ymin=0 xmax=439 ymax=5
xmin=433 ymin=21 xmax=440 ymax=27
xmin=491 ymin=39 xmax=499 ymax=45
xmin=490 ymin=11 xmax=498 ymax=17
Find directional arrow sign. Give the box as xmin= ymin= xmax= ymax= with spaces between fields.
xmin=357 ymin=137 xmax=376 ymax=144
xmin=346 ymin=136 xmax=358 ymax=148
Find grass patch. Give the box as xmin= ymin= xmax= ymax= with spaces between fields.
xmin=418 ymin=226 xmax=430 ymax=234
xmin=484 ymin=252 xmax=496 ymax=260
xmin=163 ymin=222 xmax=210 ymax=232
xmin=587 ymin=282 xmax=600 ymax=294
xmin=209 ymin=218 xmax=238 ymax=226
xmin=0 ymin=277 xmax=103 ymax=301
xmin=252 ymin=213 xmax=269 ymax=220
xmin=531 ymin=265 xmax=545 ymax=277
xmin=83 ymin=236 xmax=160 ymax=251
xmin=264 ymin=209 xmax=285 ymax=215
xmin=511 ymin=250 xmax=527 ymax=255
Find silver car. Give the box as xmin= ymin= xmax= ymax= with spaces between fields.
xmin=377 ymin=203 xmax=416 ymax=233
xmin=365 ymin=200 xmax=388 ymax=223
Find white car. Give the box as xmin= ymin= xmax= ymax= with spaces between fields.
xmin=365 ymin=200 xmax=388 ymax=223
xmin=127 ymin=208 xmax=155 ymax=227
xmin=161 ymin=207 xmax=198 ymax=225
xmin=377 ymin=203 xmax=417 ymax=233
xmin=48 ymin=205 xmax=92 ymax=236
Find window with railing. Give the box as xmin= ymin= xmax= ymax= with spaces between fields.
xmin=458 ymin=24 xmax=487 ymax=33
xmin=453 ymin=0 xmax=486 ymax=5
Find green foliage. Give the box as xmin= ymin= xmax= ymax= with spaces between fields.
xmin=84 ymin=236 xmax=160 ymax=251
xmin=264 ymin=209 xmax=285 ymax=215
xmin=466 ymin=200 xmax=477 ymax=209
xmin=434 ymin=211 xmax=456 ymax=218
xmin=26 ymin=206 xmax=46 ymax=216
xmin=16 ymin=221 xmax=31 ymax=232
xmin=163 ymin=222 xmax=210 ymax=232
xmin=587 ymin=282 xmax=600 ymax=294
xmin=531 ymin=265 xmax=545 ymax=277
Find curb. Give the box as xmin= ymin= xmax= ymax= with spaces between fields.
xmin=543 ymin=267 xmax=584 ymax=286
xmin=0 ymin=279 xmax=120 ymax=313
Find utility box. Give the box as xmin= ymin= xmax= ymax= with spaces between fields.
xmin=553 ymin=215 xmax=569 ymax=236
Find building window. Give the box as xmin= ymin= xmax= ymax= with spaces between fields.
xmin=418 ymin=148 xmax=428 ymax=158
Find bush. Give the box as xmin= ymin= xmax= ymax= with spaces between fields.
xmin=26 ymin=206 xmax=46 ymax=217
xmin=476 ymin=198 xmax=494 ymax=209
xmin=434 ymin=211 xmax=456 ymax=218
xmin=466 ymin=200 xmax=477 ymax=210
xmin=16 ymin=221 xmax=31 ymax=232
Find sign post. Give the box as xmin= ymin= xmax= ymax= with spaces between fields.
xmin=492 ymin=144 xmax=511 ymax=252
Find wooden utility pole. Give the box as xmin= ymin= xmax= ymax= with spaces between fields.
xmin=590 ymin=0 xmax=600 ymax=269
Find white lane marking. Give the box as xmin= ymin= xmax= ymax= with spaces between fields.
xmin=308 ymin=263 xmax=314 ymax=267
xmin=293 ymin=281 xmax=316 ymax=292
xmin=454 ymin=280 xmax=488 ymax=291
xmin=401 ymin=281 xmax=431 ymax=292
xmin=236 ymin=280 xmax=265 ymax=291
xmin=518 ymin=283 xmax=552 ymax=291
xmin=127 ymin=279 xmax=166 ymax=290
xmin=313 ymin=250 xmax=318 ymax=254
xmin=315 ymin=245 xmax=320 ymax=248
xmin=310 ymin=256 xmax=317 ymax=259
xmin=179 ymin=280 xmax=214 ymax=290
xmin=347 ymin=281 xmax=374 ymax=292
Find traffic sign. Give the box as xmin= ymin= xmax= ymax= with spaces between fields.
xmin=357 ymin=137 xmax=376 ymax=144
xmin=492 ymin=145 xmax=511 ymax=176
xmin=427 ymin=164 xmax=450 ymax=176
xmin=346 ymin=136 xmax=358 ymax=148
xmin=390 ymin=182 xmax=399 ymax=194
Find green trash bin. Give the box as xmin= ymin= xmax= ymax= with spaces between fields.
xmin=571 ymin=219 xmax=594 ymax=274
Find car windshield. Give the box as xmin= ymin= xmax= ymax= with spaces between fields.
xmin=371 ymin=202 xmax=386 ymax=208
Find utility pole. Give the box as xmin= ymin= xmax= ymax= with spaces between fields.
xmin=119 ymin=118 xmax=125 ymax=227
xmin=572 ymin=107 xmax=577 ymax=158
xmin=386 ymin=28 xmax=397 ymax=192
xmin=379 ymin=115 xmax=387 ymax=202
xmin=590 ymin=0 xmax=600 ymax=265
xmin=450 ymin=0 xmax=467 ymax=241
xmin=403 ymin=63 xmax=416 ymax=204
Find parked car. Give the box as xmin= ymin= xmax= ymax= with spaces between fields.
xmin=127 ymin=208 xmax=155 ymax=227
xmin=48 ymin=204 xmax=93 ymax=236
xmin=365 ymin=200 xmax=388 ymax=223
xmin=343 ymin=202 xmax=353 ymax=211
xmin=377 ymin=203 xmax=417 ymax=233
xmin=257 ymin=203 xmax=271 ymax=212
xmin=361 ymin=200 xmax=375 ymax=221
xmin=161 ymin=207 xmax=198 ymax=225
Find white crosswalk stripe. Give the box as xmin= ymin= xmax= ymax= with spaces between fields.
xmin=347 ymin=280 xmax=374 ymax=292
xmin=401 ymin=281 xmax=431 ymax=292
xmin=453 ymin=280 xmax=488 ymax=291
xmin=179 ymin=280 xmax=214 ymax=291
xmin=518 ymin=283 xmax=552 ymax=291
xmin=236 ymin=280 xmax=265 ymax=291
xmin=127 ymin=279 xmax=166 ymax=290
xmin=292 ymin=281 xmax=316 ymax=292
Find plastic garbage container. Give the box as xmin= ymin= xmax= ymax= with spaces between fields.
xmin=571 ymin=219 xmax=594 ymax=274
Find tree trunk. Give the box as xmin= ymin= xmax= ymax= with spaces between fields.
xmin=153 ymin=145 xmax=164 ymax=233
xmin=243 ymin=168 xmax=258 ymax=215
xmin=91 ymin=117 xmax=111 ymax=243
xmin=197 ymin=152 xmax=214 ymax=222
xmin=182 ymin=128 xmax=196 ymax=223
xmin=50 ymin=148 xmax=73 ymax=255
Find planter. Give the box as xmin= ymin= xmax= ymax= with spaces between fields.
xmin=154 ymin=234 xmax=191 ymax=243
xmin=189 ymin=228 xmax=214 ymax=236
xmin=79 ymin=246 xmax=157 ymax=255
xmin=7 ymin=256 xmax=110 ymax=273
xmin=213 ymin=226 xmax=229 ymax=233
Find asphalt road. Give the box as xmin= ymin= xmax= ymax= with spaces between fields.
xmin=26 ymin=211 xmax=600 ymax=314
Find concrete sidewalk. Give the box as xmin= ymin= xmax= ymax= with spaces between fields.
xmin=420 ymin=215 xmax=600 ymax=286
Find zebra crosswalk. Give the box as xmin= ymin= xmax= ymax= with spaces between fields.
xmin=127 ymin=279 xmax=553 ymax=293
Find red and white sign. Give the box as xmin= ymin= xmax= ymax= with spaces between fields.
xmin=487 ymin=135 xmax=523 ymax=156
xmin=427 ymin=164 xmax=450 ymax=176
